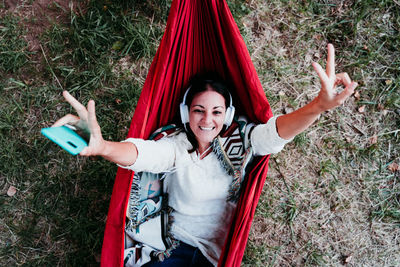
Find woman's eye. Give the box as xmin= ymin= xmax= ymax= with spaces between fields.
xmin=213 ymin=111 xmax=222 ymax=115
xmin=193 ymin=109 xmax=204 ymax=113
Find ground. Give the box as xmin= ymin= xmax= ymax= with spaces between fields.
xmin=0 ymin=0 xmax=399 ymax=266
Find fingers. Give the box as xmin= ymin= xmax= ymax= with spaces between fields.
xmin=79 ymin=146 xmax=92 ymax=156
xmin=335 ymin=82 xmax=358 ymax=105
xmin=63 ymin=91 xmax=88 ymax=120
xmin=79 ymin=146 xmax=97 ymax=157
xmin=79 ymin=101 xmax=104 ymax=157
xmin=313 ymin=44 xmax=335 ymax=82
xmin=87 ymin=100 xmax=102 ymax=138
xmin=335 ymin=72 xmax=352 ymax=87
xmin=52 ymin=114 xmax=80 ymax=127
xmin=79 ymin=147 xmax=89 ymax=156
xmin=326 ymin=44 xmax=335 ymax=78
xmin=312 ymin=62 xmax=329 ymax=82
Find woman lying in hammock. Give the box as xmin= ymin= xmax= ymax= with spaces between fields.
xmin=53 ymin=44 xmax=357 ymax=267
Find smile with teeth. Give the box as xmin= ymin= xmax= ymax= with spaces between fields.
xmin=199 ymin=126 xmax=215 ymax=131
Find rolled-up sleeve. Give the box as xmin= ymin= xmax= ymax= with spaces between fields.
xmin=117 ymin=137 xmax=176 ymax=173
xmin=251 ymin=116 xmax=293 ymax=156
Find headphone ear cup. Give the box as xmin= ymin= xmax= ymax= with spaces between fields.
xmin=180 ymin=103 xmax=189 ymax=125
xmin=224 ymin=106 xmax=235 ymax=127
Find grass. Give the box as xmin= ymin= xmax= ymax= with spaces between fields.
xmin=0 ymin=14 xmax=30 ymax=73
xmin=1 ymin=0 xmax=399 ymax=266
xmin=242 ymin=0 xmax=400 ymax=266
xmin=0 ymin=1 xmax=163 ymax=265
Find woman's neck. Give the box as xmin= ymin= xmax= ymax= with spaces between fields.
xmin=197 ymin=143 xmax=212 ymax=159
xmin=198 ymin=142 xmax=211 ymax=154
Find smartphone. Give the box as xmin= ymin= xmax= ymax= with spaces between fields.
xmin=41 ymin=125 xmax=88 ymax=155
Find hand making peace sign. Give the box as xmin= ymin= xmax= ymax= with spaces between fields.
xmin=312 ymin=43 xmax=358 ymax=112
xmin=52 ymin=91 xmax=106 ymax=156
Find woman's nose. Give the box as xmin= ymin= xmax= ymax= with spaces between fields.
xmin=203 ymin=111 xmax=212 ymax=123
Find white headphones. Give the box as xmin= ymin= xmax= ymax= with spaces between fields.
xmin=179 ymin=85 xmax=235 ymax=130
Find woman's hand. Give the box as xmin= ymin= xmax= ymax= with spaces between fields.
xmin=275 ymin=44 xmax=359 ymax=140
xmin=312 ymin=43 xmax=358 ymax=112
xmin=52 ymin=91 xmax=106 ymax=156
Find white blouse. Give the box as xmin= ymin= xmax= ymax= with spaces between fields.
xmin=120 ymin=116 xmax=291 ymax=266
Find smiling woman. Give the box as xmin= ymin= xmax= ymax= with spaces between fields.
xmin=51 ymin=42 xmax=357 ymax=265
xmin=52 ymin=71 xmax=293 ymax=266
xmin=117 ymin=72 xmax=293 ymax=267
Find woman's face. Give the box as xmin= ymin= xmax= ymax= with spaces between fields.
xmin=189 ymin=89 xmax=226 ymax=152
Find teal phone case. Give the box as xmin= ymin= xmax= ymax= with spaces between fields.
xmin=41 ymin=126 xmax=88 ymax=155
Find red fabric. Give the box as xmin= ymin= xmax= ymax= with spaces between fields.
xmin=100 ymin=0 xmax=272 ymax=266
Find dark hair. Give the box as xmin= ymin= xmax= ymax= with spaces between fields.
xmin=184 ymin=73 xmax=232 ymax=110
xmin=181 ymin=72 xmax=232 ymax=152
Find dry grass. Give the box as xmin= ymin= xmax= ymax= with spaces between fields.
xmin=241 ymin=0 xmax=400 ymax=266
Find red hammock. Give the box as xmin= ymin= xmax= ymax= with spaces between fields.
xmin=101 ymin=0 xmax=273 ymax=266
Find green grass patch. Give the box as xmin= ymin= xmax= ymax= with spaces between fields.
xmin=0 ymin=14 xmax=30 ymax=73
xmin=0 ymin=0 xmax=166 ymax=265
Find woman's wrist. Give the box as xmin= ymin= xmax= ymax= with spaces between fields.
xmin=98 ymin=140 xmax=138 ymax=166
xmin=309 ymin=95 xmax=327 ymax=115
xmin=95 ymin=140 xmax=110 ymax=158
